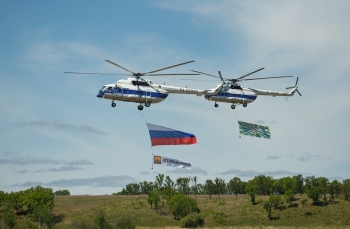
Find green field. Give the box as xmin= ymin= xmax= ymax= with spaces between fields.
xmin=13 ymin=194 xmax=349 ymax=228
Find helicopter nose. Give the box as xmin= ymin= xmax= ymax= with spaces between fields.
xmin=97 ymin=91 xmax=103 ymax=98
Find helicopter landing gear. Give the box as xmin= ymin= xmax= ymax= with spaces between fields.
xmin=111 ymin=102 xmax=116 ymax=107
xmin=231 ymin=104 xmax=235 ymax=109
xmin=214 ymin=102 xmax=219 ymax=108
xmin=138 ymin=104 xmax=144 ymax=110
xmin=243 ymin=102 xmax=247 ymax=107
xmin=145 ymin=101 xmax=151 ymax=107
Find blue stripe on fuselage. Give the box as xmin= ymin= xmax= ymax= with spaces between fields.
xmin=97 ymin=87 xmax=168 ymax=99
xmin=207 ymin=93 xmax=257 ymax=100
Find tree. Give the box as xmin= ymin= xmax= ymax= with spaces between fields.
xmin=3 ymin=206 xmax=16 ymax=229
xmin=155 ymin=173 xmax=165 ymax=190
xmin=293 ymin=174 xmax=304 ymax=195
xmin=246 ymin=180 xmax=259 ymax=204
xmin=343 ymin=179 xmax=350 ymax=201
xmin=148 ymin=190 xmax=160 ymax=213
xmin=204 ymin=179 xmax=215 ymax=199
xmin=300 ymin=198 xmax=308 ymax=213
xmin=54 ymin=189 xmax=70 ymax=196
xmin=328 ymin=180 xmax=342 ymax=201
xmin=269 ymin=194 xmax=284 ymax=209
xmin=168 ymin=194 xmax=200 ymax=220
xmin=191 ymin=176 xmax=198 ymax=200
xmin=307 ymin=186 xmax=323 ymax=204
xmin=284 ymin=190 xmax=294 ymax=207
xmin=253 ymin=175 xmax=274 ymax=195
xmin=263 ymin=200 xmax=273 ymax=220
xmin=31 ymin=205 xmax=53 ymax=229
xmin=228 ymin=177 xmax=242 ymax=199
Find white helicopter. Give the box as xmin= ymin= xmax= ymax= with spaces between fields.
xmin=65 ymin=60 xmax=203 ymax=110
xmin=182 ymin=68 xmax=301 ymax=109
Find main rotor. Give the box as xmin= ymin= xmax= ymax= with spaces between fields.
xmin=190 ymin=68 xmax=293 ymax=84
xmin=65 ymin=60 xmax=199 ymax=80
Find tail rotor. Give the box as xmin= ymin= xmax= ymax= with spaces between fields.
xmin=286 ymin=77 xmax=301 ymax=96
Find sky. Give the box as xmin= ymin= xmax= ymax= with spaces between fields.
xmin=1 ymin=0 xmax=350 ymax=195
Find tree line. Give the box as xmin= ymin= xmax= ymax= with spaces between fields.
xmin=115 ymin=174 xmax=350 ymax=204
xmin=0 ymin=186 xmax=70 ymax=229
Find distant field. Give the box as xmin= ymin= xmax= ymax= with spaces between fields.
xmin=16 ymin=194 xmax=350 ymax=228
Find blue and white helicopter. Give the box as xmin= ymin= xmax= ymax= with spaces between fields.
xmin=65 ymin=60 xmax=202 ymax=110
xmin=184 ymin=68 xmax=301 ymax=109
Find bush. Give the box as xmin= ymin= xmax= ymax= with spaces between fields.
xmin=180 ymin=212 xmax=204 ymax=228
xmin=115 ymin=218 xmax=135 ymax=229
xmin=168 ymin=194 xmax=200 ymax=220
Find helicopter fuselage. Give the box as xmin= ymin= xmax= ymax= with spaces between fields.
xmin=205 ymin=84 xmax=257 ymax=104
xmin=97 ymin=78 xmax=168 ymax=106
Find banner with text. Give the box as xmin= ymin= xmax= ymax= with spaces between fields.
xmin=153 ymin=155 xmax=192 ymax=169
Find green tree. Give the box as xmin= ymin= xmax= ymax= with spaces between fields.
xmin=168 ymin=194 xmax=199 ymax=220
xmin=343 ymin=179 xmax=350 ymax=201
xmin=263 ymin=200 xmax=273 ymax=220
xmin=246 ymin=180 xmax=259 ymax=204
xmin=31 ymin=205 xmax=53 ymax=229
xmin=204 ymin=179 xmax=215 ymax=199
xmin=284 ymin=190 xmax=294 ymax=207
xmin=328 ymin=180 xmax=342 ymax=201
xmin=293 ymin=174 xmax=304 ymax=195
xmin=148 ymin=190 xmax=160 ymax=213
xmin=228 ymin=177 xmax=242 ymax=199
xmin=307 ymin=186 xmax=323 ymax=204
xmin=155 ymin=173 xmax=165 ymax=190
xmin=300 ymin=198 xmax=308 ymax=213
xmin=269 ymin=194 xmax=284 ymax=209
xmin=3 ymin=206 xmax=16 ymax=229
xmin=53 ymin=189 xmax=70 ymax=196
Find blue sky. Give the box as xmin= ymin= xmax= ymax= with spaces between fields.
xmin=1 ymin=1 xmax=350 ymax=195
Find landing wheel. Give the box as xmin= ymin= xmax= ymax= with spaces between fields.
xmin=231 ymin=104 xmax=235 ymax=109
xmin=243 ymin=102 xmax=247 ymax=107
xmin=214 ymin=103 xmax=219 ymax=108
xmin=145 ymin=101 xmax=151 ymax=107
xmin=138 ymin=104 xmax=144 ymax=110
xmin=111 ymin=102 xmax=116 ymax=107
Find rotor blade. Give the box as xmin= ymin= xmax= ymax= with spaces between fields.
xmin=64 ymin=72 xmax=131 ymax=76
xmin=239 ymin=76 xmax=293 ymax=81
xmin=237 ymin=68 xmax=265 ymax=80
xmin=105 ymin=60 xmax=136 ymax=74
xmin=286 ymin=86 xmax=294 ymax=89
xmin=191 ymin=70 xmax=221 ymax=79
xmin=296 ymin=89 xmax=302 ymax=96
xmin=146 ymin=60 xmax=195 ymax=74
xmin=147 ymin=73 xmax=200 ymax=76
xmin=295 ymin=77 xmax=299 ymax=86
xmin=180 ymin=79 xmax=218 ymax=81
xmin=218 ymin=71 xmax=225 ymax=82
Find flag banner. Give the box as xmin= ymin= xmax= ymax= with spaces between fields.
xmin=238 ymin=121 xmax=271 ymax=139
xmin=154 ymin=155 xmax=192 ymax=169
xmin=147 ymin=123 xmax=197 ymax=146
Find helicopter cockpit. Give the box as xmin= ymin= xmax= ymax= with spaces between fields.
xmin=230 ymin=84 xmax=242 ymax=90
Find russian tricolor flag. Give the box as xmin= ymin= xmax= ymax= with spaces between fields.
xmin=147 ymin=123 xmax=197 ymax=146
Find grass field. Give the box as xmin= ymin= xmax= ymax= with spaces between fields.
xmin=14 ymin=194 xmax=350 ymax=228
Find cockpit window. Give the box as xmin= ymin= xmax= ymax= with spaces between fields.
xmin=132 ymin=81 xmax=149 ymax=86
xmin=100 ymin=86 xmax=106 ymax=91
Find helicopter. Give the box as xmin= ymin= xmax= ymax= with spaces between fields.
xmin=65 ymin=60 xmax=203 ymax=110
xmin=184 ymin=68 xmax=301 ymax=109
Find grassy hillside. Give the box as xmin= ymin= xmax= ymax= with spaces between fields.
xmin=15 ymin=194 xmax=350 ymax=228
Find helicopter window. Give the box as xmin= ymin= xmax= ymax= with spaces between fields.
xmin=233 ymin=85 xmax=242 ymax=89
xmin=132 ymin=81 xmax=149 ymax=87
xmin=100 ymin=86 xmax=106 ymax=91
